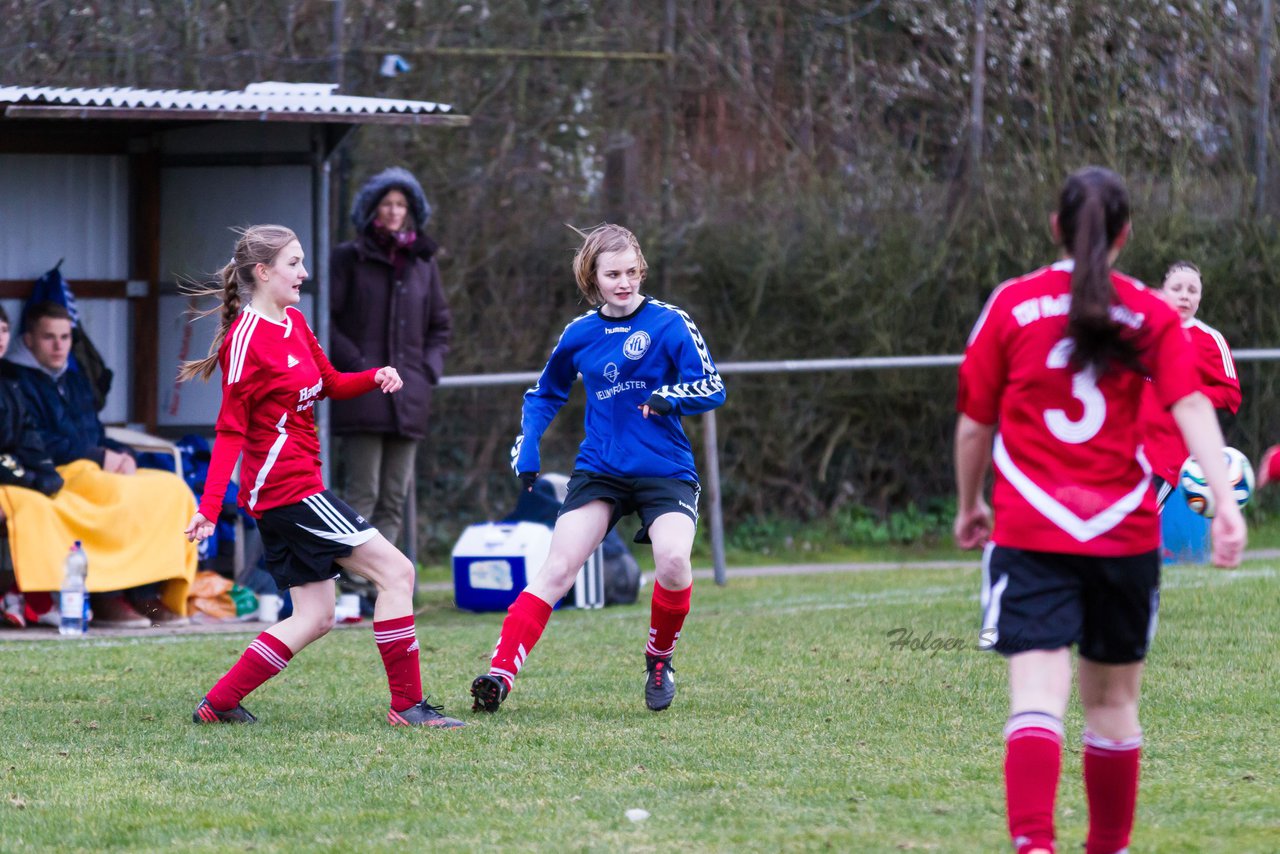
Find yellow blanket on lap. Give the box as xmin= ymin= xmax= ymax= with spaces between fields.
xmin=0 ymin=460 xmax=198 ymax=616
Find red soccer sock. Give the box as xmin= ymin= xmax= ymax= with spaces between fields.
xmin=1083 ymin=730 xmax=1143 ymax=854
xmin=205 ymin=632 xmax=293 ymax=711
xmin=646 ymin=581 xmax=692 ymax=658
xmin=374 ymin=615 xmax=423 ymax=712
xmin=23 ymin=591 xmax=54 ymax=622
xmin=1004 ymin=711 xmax=1064 ymax=854
xmin=488 ymin=591 xmax=554 ymax=691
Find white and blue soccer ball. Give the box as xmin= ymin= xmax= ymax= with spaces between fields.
xmin=1179 ymin=447 xmax=1254 ymax=517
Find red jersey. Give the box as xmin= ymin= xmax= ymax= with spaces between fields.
xmin=1138 ymin=318 xmax=1241 ymax=483
xmin=957 ymin=261 xmax=1199 ymax=555
xmin=198 ymin=306 xmax=377 ymax=520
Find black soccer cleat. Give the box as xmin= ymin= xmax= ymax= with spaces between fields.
xmin=470 ymin=673 xmax=509 ymax=713
xmin=388 ymin=698 xmax=465 ymax=728
xmin=193 ymin=697 xmax=257 ymax=724
xmin=644 ymin=654 xmax=677 ymax=712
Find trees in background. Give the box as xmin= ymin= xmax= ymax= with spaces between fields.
xmin=4 ymin=1 xmax=1278 ymax=539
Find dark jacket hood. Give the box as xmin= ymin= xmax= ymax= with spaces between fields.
xmin=350 ymin=167 xmax=432 ymax=233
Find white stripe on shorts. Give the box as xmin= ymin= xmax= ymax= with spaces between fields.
xmin=980 ymin=542 xmax=1007 ymax=648
xmin=303 ymin=493 xmax=359 ymax=535
xmin=297 ymin=523 xmax=377 ymax=547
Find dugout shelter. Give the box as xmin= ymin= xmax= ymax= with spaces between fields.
xmin=0 ymin=82 xmax=468 ymax=462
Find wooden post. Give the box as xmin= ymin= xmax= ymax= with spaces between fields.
xmin=129 ymin=145 xmax=161 ymax=431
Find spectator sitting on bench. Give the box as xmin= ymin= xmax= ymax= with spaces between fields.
xmin=6 ymin=301 xmax=186 ymax=627
xmin=0 ymin=304 xmax=63 ymax=627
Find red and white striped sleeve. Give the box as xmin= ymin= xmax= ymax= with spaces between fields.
xmin=957 ymin=284 xmax=1011 ymax=425
xmin=1192 ymin=320 xmax=1241 ymax=414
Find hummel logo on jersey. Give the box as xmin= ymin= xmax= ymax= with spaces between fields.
xmin=604 ymin=325 xmax=631 ymax=334
xmin=287 ymin=354 xmax=300 ymax=368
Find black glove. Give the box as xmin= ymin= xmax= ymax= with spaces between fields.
xmin=518 ymin=471 xmax=539 ymax=492
xmin=642 ymin=393 xmax=674 ymax=416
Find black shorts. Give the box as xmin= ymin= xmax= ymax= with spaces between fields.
xmin=980 ymin=544 xmax=1160 ymax=664
xmin=560 ymin=470 xmax=700 ymax=544
xmin=256 ymin=490 xmax=378 ymax=589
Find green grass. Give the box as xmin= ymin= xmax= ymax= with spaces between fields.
xmin=2 ymin=559 xmax=1277 ymax=852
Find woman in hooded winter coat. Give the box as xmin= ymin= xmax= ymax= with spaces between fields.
xmin=329 ymin=168 xmax=453 ymax=552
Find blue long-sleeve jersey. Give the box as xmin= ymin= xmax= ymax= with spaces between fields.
xmin=512 ymin=297 xmax=727 ymax=482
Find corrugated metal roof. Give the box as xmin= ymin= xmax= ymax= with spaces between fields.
xmin=0 ymin=81 xmax=458 ymax=117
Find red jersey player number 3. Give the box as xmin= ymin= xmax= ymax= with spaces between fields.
xmin=952 ymin=167 xmax=1245 ymax=854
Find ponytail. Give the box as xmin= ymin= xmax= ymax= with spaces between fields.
xmin=1057 ymin=167 xmax=1141 ymax=375
xmin=176 ymin=261 xmax=242 ymax=382
xmin=176 ymin=224 xmax=298 ymax=382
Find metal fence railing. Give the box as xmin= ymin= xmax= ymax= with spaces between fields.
xmin=437 ymin=349 xmax=1280 ymax=584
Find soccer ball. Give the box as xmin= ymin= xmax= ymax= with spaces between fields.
xmin=1179 ymin=447 xmax=1255 ymax=517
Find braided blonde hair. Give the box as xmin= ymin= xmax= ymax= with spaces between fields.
xmin=177 ymin=225 xmax=298 ymax=381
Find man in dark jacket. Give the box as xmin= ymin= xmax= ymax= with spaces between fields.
xmin=0 ymin=303 xmax=63 ymax=628
xmin=9 ymin=303 xmax=134 ymax=472
xmin=329 ymin=167 xmax=453 ymax=560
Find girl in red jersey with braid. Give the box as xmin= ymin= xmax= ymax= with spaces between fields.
xmin=179 ymin=225 xmax=464 ymax=729
xmin=1138 ymin=260 xmax=1241 ymax=509
xmin=954 ymin=167 xmax=1245 ymax=854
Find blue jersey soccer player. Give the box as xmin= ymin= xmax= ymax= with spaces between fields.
xmin=471 ymin=223 xmax=726 ymax=714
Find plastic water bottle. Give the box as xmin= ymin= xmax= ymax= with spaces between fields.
xmin=59 ymin=541 xmax=89 ymax=637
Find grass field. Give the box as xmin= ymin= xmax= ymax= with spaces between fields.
xmin=2 ymin=558 xmax=1278 ymax=852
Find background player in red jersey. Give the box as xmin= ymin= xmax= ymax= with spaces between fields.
xmin=179 ymin=225 xmax=463 ymax=729
xmin=1138 ymin=260 xmax=1241 ymax=508
xmin=954 ymin=167 xmax=1245 ymax=854
xmin=1258 ymin=446 xmax=1280 ymax=487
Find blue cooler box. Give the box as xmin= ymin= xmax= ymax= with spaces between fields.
xmin=452 ymin=521 xmax=605 ymax=612
xmin=1160 ymin=485 xmax=1210 ymax=564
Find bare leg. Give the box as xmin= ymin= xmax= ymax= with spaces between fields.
xmin=336 ymin=533 xmax=415 ymax=621
xmin=266 ymin=578 xmax=337 ymax=652
xmin=524 ymin=501 xmax=612 ymax=605
xmin=648 ymin=512 xmax=696 ymax=591
xmin=1078 ymin=659 xmax=1143 ymax=739
xmin=1009 ymin=648 xmax=1073 ymax=718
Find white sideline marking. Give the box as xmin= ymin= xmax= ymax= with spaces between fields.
xmin=1162 ymin=567 xmax=1277 ymax=589
xmin=553 ymin=582 xmax=977 ymax=626
xmin=3 ymin=565 xmax=1274 ymax=648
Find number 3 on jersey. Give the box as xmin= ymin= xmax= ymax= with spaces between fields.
xmin=1043 ymin=338 xmax=1105 ymax=444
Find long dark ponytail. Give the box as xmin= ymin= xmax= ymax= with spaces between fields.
xmin=1057 ymin=166 xmax=1142 ymax=375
